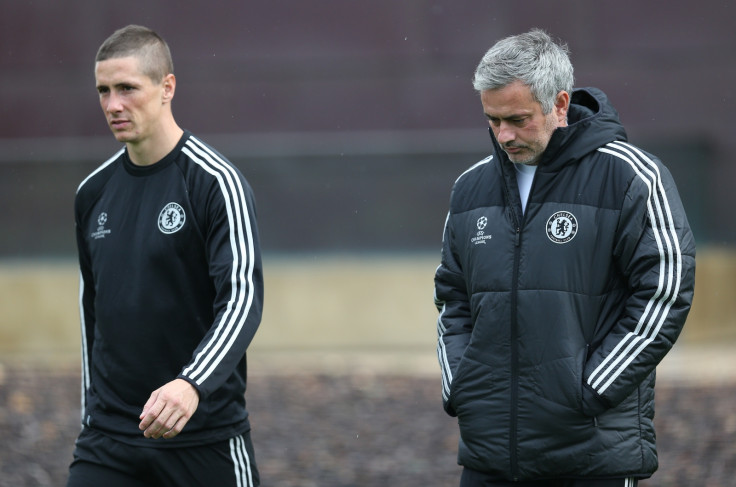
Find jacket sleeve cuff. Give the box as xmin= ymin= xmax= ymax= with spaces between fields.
xmin=177 ymin=374 xmax=205 ymax=399
xmin=582 ymin=383 xmax=610 ymax=417
xmin=443 ymin=398 xmax=458 ymax=417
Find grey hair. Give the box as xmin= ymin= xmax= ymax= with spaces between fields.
xmin=472 ymin=29 xmax=574 ymax=114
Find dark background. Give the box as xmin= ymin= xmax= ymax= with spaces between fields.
xmin=1 ymin=3 xmax=735 ymax=486
xmin=1 ymin=0 xmax=734 ymax=256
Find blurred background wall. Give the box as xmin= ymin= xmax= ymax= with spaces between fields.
xmin=1 ymin=0 xmax=735 ymax=364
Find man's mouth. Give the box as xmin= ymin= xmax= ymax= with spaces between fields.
xmin=110 ymin=119 xmax=130 ymax=130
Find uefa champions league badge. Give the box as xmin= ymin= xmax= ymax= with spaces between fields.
xmin=471 ymin=215 xmax=493 ymax=245
xmin=91 ymin=212 xmax=112 ymax=239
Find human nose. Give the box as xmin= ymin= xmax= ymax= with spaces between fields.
xmin=495 ymin=122 xmax=515 ymax=145
xmin=102 ymin=91 xmax=123 ymax=114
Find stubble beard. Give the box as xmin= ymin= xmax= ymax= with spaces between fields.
xmin=504 ymin=145 xmax=541 ymax=166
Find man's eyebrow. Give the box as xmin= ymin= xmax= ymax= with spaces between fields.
xmin=97 ymin=80 xmax=139 ymax=90
xmin=485 ymin=113 xmax=529 ymax=120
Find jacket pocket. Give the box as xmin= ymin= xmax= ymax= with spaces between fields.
xmin=449 ymin=356 xmax=499 ymax=418
xmin=529 ymin=346 xmax=587 ymax=411
xmin=447 ymin=354 xmax=473 ymax=412
xmin=449 ymin=356 xmax=495 ymax=409
xmin=450 ymin=356 xmax=506 ymax=459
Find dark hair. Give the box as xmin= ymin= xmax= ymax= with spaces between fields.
xmin=96 ymin=25 xmax=173 ymax=83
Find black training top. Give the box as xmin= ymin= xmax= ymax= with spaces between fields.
xmin=75 ymin=131 xmax=263 ymax=447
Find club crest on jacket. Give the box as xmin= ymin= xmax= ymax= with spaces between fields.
xmin=546 ymin=211 xmax=578 ymax=244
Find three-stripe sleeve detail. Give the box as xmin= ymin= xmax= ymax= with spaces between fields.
xmin=436 ymin=284 xmax=452 ymax=402
xmin=455 ymin=155 xmax=492 ymax=184
xmin=435 ymin=158 xmax=491 ymax=402
xmin=588 ymin=141 xmax=683 ymax=395
xmin=76 ymin=149 xmax=123 ymax=194
xmin=180 ymin=136 xmax=257 ymax=386
xmin=78 ymin=271 xmax=90 ymax=424
xmin=76 ymin=151 xmax=122 ymax=424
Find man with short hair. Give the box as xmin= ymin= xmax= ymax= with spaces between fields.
xmin=434 ymin=29 xmax=695 ymax=486
xmin=67 ymin=25 xmax=262 ymax=486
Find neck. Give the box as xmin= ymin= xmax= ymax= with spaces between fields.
xmin=127 ymin=118 xmax=184 ymax=166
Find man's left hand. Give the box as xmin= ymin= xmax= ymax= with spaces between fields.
xmin=139 ymin=378 xmax=200 ymax=439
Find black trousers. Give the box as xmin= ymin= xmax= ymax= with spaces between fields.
xmin=461 ymin=467 xmax=638 ymax=487
xmin=66 ymin=427 xmax=259 ymax=487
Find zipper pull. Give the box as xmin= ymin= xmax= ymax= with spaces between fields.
xmin=514 ymin=227 xmax=521 ymax=246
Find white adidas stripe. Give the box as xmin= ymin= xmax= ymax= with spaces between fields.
xmin=230 ymin=434 xmax=255 ymax=487
xmin=77 ymin=148 xmax=124 ymax=422
xmin=435 ymin=157 xmax=492 ymax=401
xmin=180 ymin=136 xmax=257 ymax=385
xmin=455 ymin=155 xmax=493 ymax=183
xmin=76 ymin=148 xmax=124 ymax=193
xmin=436 ymin=290 xmax=452 ymax=401
xmin=587 ymin=141 xmax=683 ymax=394
xmin=78 ymin=271 xmax=89 ymax=423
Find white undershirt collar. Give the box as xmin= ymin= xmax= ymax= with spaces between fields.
xmin=514 ymin=163 xmax=537 ymax=214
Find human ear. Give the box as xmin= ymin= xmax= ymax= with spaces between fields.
xmin=162 ymin=73 xmax=176 ymax=103
xmin=555 ymin=90 xmax=570 ymax=123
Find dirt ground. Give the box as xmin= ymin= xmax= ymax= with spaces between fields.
xmin=1 ymin=364 xmax=735 ymax=487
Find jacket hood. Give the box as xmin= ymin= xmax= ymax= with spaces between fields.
xmin=490 ymin=87 xmax=628 ymax=172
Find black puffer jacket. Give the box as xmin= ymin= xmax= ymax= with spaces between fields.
xmin=434 ymin=88 xmax=695 ymax=481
